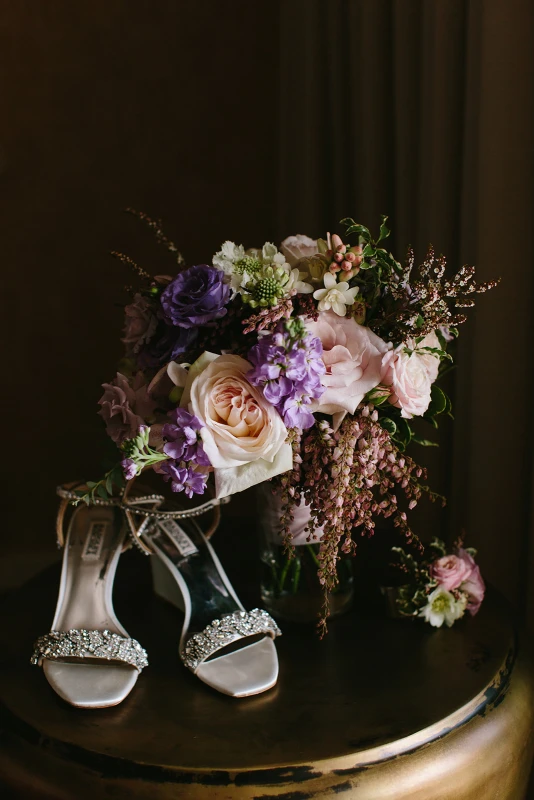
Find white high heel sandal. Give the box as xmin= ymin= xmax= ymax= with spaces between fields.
xmin=31 ymin=486 xmax=149 ymax=709
xmin=123 ymin=488 xmax=282 ymax=698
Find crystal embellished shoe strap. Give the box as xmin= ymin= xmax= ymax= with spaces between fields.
xmin=30 ymin=629 xmax=149 ymax=672
xmin=181 ymin=609 xmax=281 ymax=673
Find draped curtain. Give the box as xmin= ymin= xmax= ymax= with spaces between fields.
xmin=276 ymin=0 xmax=534 ymax=629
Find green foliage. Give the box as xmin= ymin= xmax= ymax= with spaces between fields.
xmin=73 ymin=463 xmax=125 ymax=505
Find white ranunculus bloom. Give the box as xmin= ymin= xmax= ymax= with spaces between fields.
xmin=419 ymin=587 xmax=467 ymax=628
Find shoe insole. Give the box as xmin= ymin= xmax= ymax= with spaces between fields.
xmin=146 ymin=517 xmax=241 ymax=635
xmin=52 ymin=504 xmax=125 ymax=636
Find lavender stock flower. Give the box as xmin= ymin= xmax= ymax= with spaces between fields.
xmin=162 ymin=408 xmax=210 ymax=466
xmin=121 ymin=458 xmax=138 ymax=480
xmin=160 ymin=264 xmax=230 ymax=329
xmin=155 ymin=461 xmax=209 ymax=498
xmin=247 ymin=321 xmax=325 ymax=430
xmin=150 ymin=407 xmax=212 ymax=498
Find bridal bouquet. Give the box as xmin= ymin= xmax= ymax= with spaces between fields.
xmin=87 ymin=211 xmax=496 ymax=628
xmin=389 ymin=539 xmax=486 ymax=627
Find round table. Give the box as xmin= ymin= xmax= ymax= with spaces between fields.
xmin=1 ymin=552 xmax=533 ymax=800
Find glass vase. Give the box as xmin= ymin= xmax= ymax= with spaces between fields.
xmin=257 ymin=484 xmax=354 ymax=623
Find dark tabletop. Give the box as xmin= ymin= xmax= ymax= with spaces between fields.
xmin=0 ymin=535 xmax=515 ymax=776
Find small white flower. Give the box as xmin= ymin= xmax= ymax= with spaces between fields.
xmin=285 ymin=267 xmax=313 ymax=295
xmin=213 ymin=240 xmax=245 ymax=275
xmin=313 ymin=272 xmax=359 ymax=316
xmin=419 ymin=587 xmax=467 ymax=628
xmin=262 ymin=242 xmax=279 ymax=263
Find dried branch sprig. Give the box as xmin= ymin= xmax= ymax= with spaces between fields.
xmin=125 ymin=208 xmax=186 ymax=266
xmin=110 ymin=251 xmax=152 ymax=282
xmin=294 ymin=294 xmax=319 ymax=322
xmin=369 ymin=246 xmax=499 ymax=342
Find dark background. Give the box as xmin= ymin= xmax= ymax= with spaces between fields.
xmin=2 ymin=1 xmax=534 ymax=631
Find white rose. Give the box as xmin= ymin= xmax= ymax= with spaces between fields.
xmin=380 ymin=332 xmax=441 ymax=419
xmin=181 ymin=352 xmax=292 ymax=498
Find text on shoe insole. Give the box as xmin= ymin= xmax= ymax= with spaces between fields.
xmin=82 ymin=521 xmax=108 ymax=560
xmin=157 ymin=519 xmax=199 ymax=557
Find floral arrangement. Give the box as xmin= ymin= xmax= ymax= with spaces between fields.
xmin=85 ymin=209 xmax=496 ymax=631
xmin=389 ymin=539 xmax=486 ymax=627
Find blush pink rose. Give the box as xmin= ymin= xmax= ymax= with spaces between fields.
xmin=305 ymin=311 xmax=390 ymax=420
xmin=430 ymin=554 xmax=474 ymax=591
xmin=380 ymin=332 xmax=440 ymax=419
xmin=280 ymin=234 xmax=318 ymax=266
xmin=457 ymin=549 xmax=486 ymax=615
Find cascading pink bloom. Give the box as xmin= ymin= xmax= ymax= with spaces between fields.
xmin=98 ymin=372 xmax=156 ymax=444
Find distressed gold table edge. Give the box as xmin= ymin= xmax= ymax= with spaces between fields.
xmin=0 ymin=631 xmax=516 ymax=779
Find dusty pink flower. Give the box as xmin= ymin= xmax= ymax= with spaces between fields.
xmin=98 ymin=372 xmax=156 ymax=444
xmin=457 ymin=549 xmax=486 ymax=615
xmin=380 ymin=332 xmax=440 ymax=419
xmin=122 ymin=293 xmax=158 ymax=353
xmin=305 ymin=311 xmax=390 ymax=423
xmin=430 ymin=554 xmax=473 ymax=591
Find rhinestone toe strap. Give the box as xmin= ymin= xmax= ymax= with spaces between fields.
xmin=181 ymin=609 xmax=281 ymax=672
xmin=31 ymin=629 xmax=149 ymax=672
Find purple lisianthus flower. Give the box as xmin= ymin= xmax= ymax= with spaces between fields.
xmin=162 ymin=408 xmax=211 ymax=466
xmin=160 ymin=264 xmax=230 ymax=329
xmin=137 ymin=322 xmax=197 ymax=370
xmin=121 ymin=458 xmax=138 ymax=480
xmin=155 ymin=462 xmax=208 ymax=498
xmin=247 ymin=321 xmax=325 ymax=431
